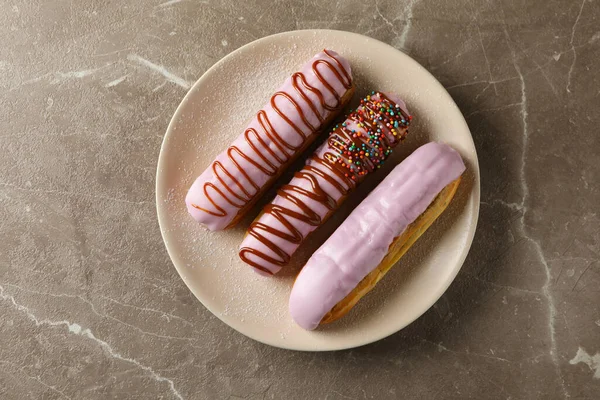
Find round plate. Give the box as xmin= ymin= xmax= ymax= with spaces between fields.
xmin=156 ymin=30 xmax=480 ymax=351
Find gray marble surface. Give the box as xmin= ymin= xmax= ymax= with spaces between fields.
xmin=1 ymin=0 xmax=599 ymax=399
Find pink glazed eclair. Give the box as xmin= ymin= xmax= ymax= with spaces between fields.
xmin=239 ymin=92 xmax=412 ymax=274
xmin=289 ymin=142 xmax=466 ymax=330
xmin=186 ymin=50 xmax=354 ymax=231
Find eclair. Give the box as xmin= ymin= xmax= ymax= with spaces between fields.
xmin=239 ymin=92 xmax=412 ymax=274
xmin=186 ymin=50 xmax=354 ymax=231
xmin=289 ymin=142 xmax=466 ymax=330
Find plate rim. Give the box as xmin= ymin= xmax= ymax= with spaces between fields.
xmin=156 ymin=29 xmax=481 ymax=351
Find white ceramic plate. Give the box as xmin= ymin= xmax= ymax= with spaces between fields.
xmin=156 ymin=30 xmax=480 ymax=351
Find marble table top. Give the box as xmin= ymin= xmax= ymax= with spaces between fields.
xmin=1 ymin=0 xmax=599 ymax=399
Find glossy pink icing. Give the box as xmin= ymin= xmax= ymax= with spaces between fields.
xmin=186 ymin=50 xmax=352 ymax=231
xmin=289 ymin=142 xmax=466 ymax=330
xmin=239 ymin=93 xmax=409 ymax=275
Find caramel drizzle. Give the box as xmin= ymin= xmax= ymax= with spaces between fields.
xmin=191 ymin=50 xmax=352 ymax=217
xmin=240 ymin=94 xmax=410 ymax=273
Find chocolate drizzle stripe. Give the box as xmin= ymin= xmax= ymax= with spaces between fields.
xmin=194 ymin=50 xmax=352 ymax=218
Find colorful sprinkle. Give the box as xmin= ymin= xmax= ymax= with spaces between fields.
xmin=325 ymin=92 xmax=411 ymax=182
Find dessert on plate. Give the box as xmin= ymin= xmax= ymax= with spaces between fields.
xmin=289 ymin=142 xmax=465 ymax=330
xmin=186 ymin=50 xmax=354 ymax=231
xmin=239 ymin=92 xmax=412 ymax=275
